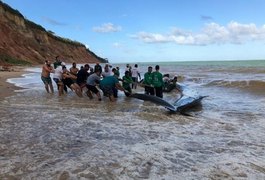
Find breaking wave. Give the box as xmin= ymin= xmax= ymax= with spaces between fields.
xmin=205 ymin=80 xmax=265 ymax=95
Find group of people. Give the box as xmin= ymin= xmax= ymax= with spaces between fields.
xmin=122 ymin=63 xmax=166 ymax=98
xmin=142 ymin=65 xmax=164 ymax=98
xmin=41 ymin=57 xmax=128 ymax=101
xmin=41 ymin=56 xmax=171 ymax=101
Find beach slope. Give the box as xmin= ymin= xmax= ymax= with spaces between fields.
xmin=0 ymin=67 xmax=25 ymax=101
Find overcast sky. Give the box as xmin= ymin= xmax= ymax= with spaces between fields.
xmin=3 ymin=0 xmax=265 ymax=63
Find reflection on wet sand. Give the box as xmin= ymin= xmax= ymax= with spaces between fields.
xmin=0 ymin=88 xmax=265 ymax=179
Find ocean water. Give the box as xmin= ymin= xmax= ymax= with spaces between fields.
xmin=1 ymin=60 xmax=265 ymax=179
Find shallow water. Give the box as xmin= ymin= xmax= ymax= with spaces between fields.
xmin=1 ymin=61 xmax=265 ymax=179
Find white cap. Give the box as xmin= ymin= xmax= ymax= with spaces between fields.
xmin=61 ymin=62 xmax=66 ymax=66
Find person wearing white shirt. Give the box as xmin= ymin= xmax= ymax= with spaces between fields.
xmin=53 ymin=62 xmax=65 ymax=96
xmin=102 ymin=64 xmax=112 ymax=78
xmin=131 ymin=64 xmax=141 ymax=89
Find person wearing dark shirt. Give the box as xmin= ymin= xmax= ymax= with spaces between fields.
xmin=94 ymin=63 xmax=102 ymax=73
xmin=62 ymin=66 xmax=82 ymax=97
xmin=76 ymin=64 xmax=90 ymax=90
xmin=53 ymin=56 xmax=61 ymax=69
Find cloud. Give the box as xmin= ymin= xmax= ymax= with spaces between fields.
xmin=42 ymin=17 xmax=67 ymax=26
xmin=201 ymin=15 xmax=213 ymax=21
xmin=112 ymin=42 xmax=135 ymax=54
xmin=121 ymin=14 xmax=128 ymax=17
xmin=74 ymin=25 xmax=83 ymax=31
xmin=113 ymin=42 xmax=123 ymax=48
xmin=131 ymin=21 xmax=265 ymax=46
xmin=93 ymin=23 xmax=122 ymax=33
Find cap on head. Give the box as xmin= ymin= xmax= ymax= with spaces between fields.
xmin=61 ymin=62 xmax=66 ymax=66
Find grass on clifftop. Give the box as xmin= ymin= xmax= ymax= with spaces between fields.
xmin=0 ymin=54 xmax=31 ymax=66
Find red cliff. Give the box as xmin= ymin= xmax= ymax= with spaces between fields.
xmin=0 ymin=1 xmax=107 ymax=65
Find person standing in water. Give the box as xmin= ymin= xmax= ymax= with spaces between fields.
xmin=122 ymin=71 xmax=133 ymax=96
xmin=69 ymin=62 xmax=79 ymax=78
xmin=62 ymin=66 xmax=83 ymax=97
xmin=41 ymin=60 xmax=54 ymax=93
xmin=53 ymin=62 xmax=66 ymax=96
xmin=152 ymin=65 xmax=164 ymax=98
xmin=53 ymin=56 xmax=61 ymax=69
xmin=131 ymin=64 xmax=141 ymax=89
xmin=86 ymin=68 xmax=102 ymax=101
xmin=76 ymin=64 xmax=90 ymax=90
xmin=99 ymin=75 xmax=126 ymax=102
xmin=94 ymin=62 xmax=102 ymax=73
xmin=102 ymin=64 xmax=111 ymax=78
xmin=143 ymin=66 xmax=154 ymax=95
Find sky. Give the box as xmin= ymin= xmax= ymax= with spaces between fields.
xmin=3 ymin=0 xmax=265 ymax=63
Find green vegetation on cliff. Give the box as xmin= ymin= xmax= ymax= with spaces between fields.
xmin=87 ymin=50 xmax=108 ymax=63
xmin=0 ymin=0 xmax=107 ymax=63
xmin=0 ymin=54 xmax=31 ymax=65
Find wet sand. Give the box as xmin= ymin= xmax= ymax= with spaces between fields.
xmin=1 ymin=63 xmax=265 ymax=179
xmin=0 ymin=67 xmax=27 ymax=101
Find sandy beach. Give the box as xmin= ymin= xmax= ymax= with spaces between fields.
xmin=0 ymin=66 xmax=27 ymax=101
xmin=0 ymin=61 xmax=264 ymax=179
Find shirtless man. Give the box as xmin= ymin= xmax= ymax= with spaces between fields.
xmin=41 ymin=60 xmax=54 ymax=93
xmin=69 ymin=62 xmax=79 ymax=77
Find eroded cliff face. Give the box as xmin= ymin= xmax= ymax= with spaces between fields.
xmin=0 ymin=2 xmax=105 ymax=65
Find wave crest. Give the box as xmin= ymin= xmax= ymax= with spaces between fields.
xmin=205 ymin=80 xmax=265 ymax=95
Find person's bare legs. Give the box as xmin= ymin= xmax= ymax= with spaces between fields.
xmin=96 ymin=92 xmax=101 ymax=101
xmin=44 ymin=83 xmax=49 ymax=93
xmin=86 ymin=90 xmax=93 ymax=99
xmin=109 ymin=94 xmax=115 ymax=102
xmin=72 ymin=84 xmax=83 ymax=97
xmin=58 ymin=83 xmax=64 ymax=96
xmin=49 ymin=83 xmax=54 ymax=93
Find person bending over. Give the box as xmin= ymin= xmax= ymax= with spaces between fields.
xmin=62 ymin=66 xmax=82 ymax=97
xmin=99 ymin=75 xmax=126 ymax=101
xmin=86 ymin=69 xmax=102 ymax=101
xmin=76 ymin=64 xmax=90 ymax=90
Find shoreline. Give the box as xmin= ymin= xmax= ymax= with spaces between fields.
xmin=0 ymin=66 xmax=28 ymax=101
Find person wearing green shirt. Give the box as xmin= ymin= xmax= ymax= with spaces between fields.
xmin=115 ymin=67 xmax=120 ymax=78
xmin=143 ymin=66 xmax=154 ymax=95
xmin=122 ymin=71 xmax=133 ymax=96
xmin=152 ymin=65 xmax=164 ymax=98
xmin=53 ymin=56 xmax=61 ymax=69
